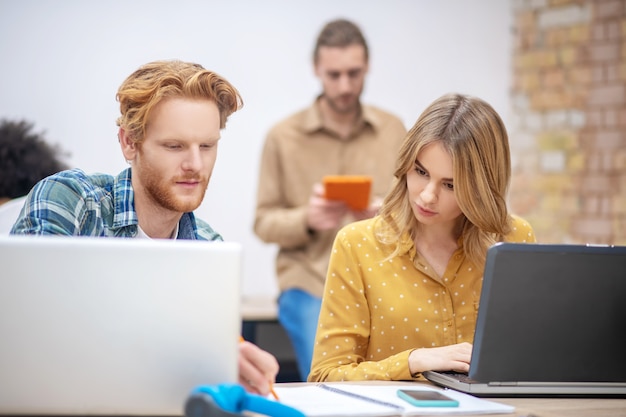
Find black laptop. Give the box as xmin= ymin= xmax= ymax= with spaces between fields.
xmin=424 ymin=242 xmax=626 ymax=397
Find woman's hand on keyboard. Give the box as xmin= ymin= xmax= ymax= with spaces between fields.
xmin=408 ymin=342 xmax=473 ymax=376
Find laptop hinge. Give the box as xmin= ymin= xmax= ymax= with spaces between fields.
xmin=488 ymin=381 xmax=518 ymax=387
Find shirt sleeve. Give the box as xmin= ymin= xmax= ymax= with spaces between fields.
xmin=253 ymin=131 xmax=311 ymax=248
xmin=10 ymin=175 xmax=92 ymax=235
xmin=308 ymin=229 xmax=416 ymax=382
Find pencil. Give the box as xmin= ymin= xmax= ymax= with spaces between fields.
xmin=239 ymin=336 xmax=280 ymax=401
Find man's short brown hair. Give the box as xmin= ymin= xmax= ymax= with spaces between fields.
xmin=313 ymin=19 xmax=369 ymax=64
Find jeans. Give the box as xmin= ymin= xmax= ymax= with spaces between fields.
xmin=277 ymin=288 xmax=322 ymax=381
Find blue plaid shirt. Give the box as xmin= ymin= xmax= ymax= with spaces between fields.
xmin=10 ymin=168 xmax=222 ymax=241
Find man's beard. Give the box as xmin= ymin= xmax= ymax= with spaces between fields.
xmin=136 ymin=159 xmax=208 ymax=213
xmin=325 ymin=93 xmax=360 ymax=114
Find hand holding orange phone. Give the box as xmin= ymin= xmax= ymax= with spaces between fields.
xmin=323 ymin=175 xmax=372 ymax=211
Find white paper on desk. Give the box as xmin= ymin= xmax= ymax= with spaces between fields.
xmin=272 ymin=384 xmax=398 ymax=416
xmin=272 ymin=383 xmax=515 ymax=416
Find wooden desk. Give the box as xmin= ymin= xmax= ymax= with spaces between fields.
xmin=492 ymin=396 xmax=626 ymax=417
xmin=275 ymin=381 xmax=626 ymax=417
xmin=241 ymin=295 xmax=278 ymax=321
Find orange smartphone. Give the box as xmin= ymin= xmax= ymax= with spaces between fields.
xmin=323 ymin=175 xmax=372 ymax=211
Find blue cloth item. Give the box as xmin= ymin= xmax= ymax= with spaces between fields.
xmin=277 ymin=288 xmax=322 ymax=381
xmin=10 ymin=168 xmax=221 ymax=240
xmin=186 ymin=384 xmax=305 ymax=417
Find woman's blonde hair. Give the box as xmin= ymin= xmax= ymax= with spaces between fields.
xmin=376 ymin=93 xmax=512 ymax=268
xmin=116 ymin=60 xmax=242 ymax=144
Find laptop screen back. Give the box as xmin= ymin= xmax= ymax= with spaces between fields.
xmin=0 ymin=235 xmax=242 ymax=416
xmin=471 ymin=243 xmax=626 ymax=383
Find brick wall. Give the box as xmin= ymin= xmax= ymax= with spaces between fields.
xmin=509 ymin=0 xmax=626 ymax=245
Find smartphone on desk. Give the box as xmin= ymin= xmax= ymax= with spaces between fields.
xmin=396 ymin=389 xmax=459 ymax=407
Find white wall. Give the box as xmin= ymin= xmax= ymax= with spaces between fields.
xmin=0 ymin=0 xmax=512 ymax=298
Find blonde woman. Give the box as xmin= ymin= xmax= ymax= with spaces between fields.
xmin=308 ymin=93 xmax=535 ymax=382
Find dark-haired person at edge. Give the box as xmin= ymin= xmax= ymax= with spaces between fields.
xmin=0 ymin=119 xmax=68 ymax=232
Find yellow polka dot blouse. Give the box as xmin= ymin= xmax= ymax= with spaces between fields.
xmin=308 ymin=215 xmax=535 ymax=382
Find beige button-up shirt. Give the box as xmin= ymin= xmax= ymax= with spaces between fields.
xmin=254 ymin=98 xmax=407 ymax=297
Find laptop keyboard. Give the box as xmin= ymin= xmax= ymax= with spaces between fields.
xmin=440 ymin=371 xmax=479 ymax=384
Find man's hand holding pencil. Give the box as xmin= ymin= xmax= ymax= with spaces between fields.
xmin=238 ymin=336 xmax=281 ymax=400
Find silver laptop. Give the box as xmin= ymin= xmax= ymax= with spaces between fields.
xmin=424 ymin=242 xmax=626 ymax=397
xmin=0 ymin=235 xmax=242 ymax=415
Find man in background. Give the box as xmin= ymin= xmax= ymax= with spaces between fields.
xmin=254 ymin=19 xmax=407 ymax=381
